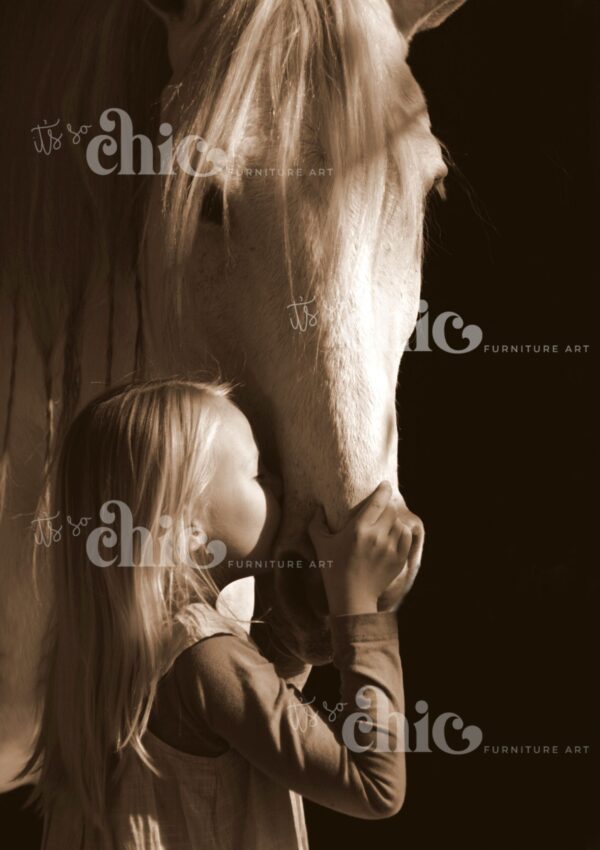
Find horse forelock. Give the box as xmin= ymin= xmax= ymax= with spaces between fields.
xmin=158 ymin=0 xmax=430 ymax=327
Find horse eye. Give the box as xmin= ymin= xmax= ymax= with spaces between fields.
xmin=200 ymin=184 xmax=224 ymax=226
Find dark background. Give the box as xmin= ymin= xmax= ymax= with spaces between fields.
xmin=305 ymin=1 xmax=598 ymax=849
xmin=1 ymin=1 xmax=597 ymax=847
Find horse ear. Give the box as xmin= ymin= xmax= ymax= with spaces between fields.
xmin=389 ymin=0 xmax=467 ymax=42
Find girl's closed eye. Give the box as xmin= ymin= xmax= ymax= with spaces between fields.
xmin=254 ymin=461 xmax=283 ymax=501
xmin=254 ymin=459 xmax=268 ymax=483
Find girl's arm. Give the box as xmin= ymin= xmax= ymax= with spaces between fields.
xmin=173 ymin=608 xmax=405 ymax=820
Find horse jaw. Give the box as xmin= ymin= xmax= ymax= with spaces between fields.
xmin=142 ymin=0 xmax=444 ymax=665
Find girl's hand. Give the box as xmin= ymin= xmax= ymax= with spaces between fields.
xmin=308 ymin=481 xmax=424 ymax=616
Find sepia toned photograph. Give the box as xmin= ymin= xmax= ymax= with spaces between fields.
xmin=0 ymin=1 xmax=596 ymax=848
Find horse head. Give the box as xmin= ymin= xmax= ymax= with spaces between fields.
xmin=141 ymin=0 xmax=467 ymax=663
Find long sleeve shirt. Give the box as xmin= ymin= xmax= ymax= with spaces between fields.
xmin=43 ymin=601 xmax=406 ymax=850
xmin=148 ymin=608 xmax=406 ymax=820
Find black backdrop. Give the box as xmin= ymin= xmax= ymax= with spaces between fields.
xmin=305 ymin=1 xmax=598 ymax=848
xmin=1 ymin=1 xmax=597 ymax=848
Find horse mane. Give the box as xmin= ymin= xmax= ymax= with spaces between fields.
xmin=0 ymin=0 xmax=167 ymax=514
xmin=0 ymin=0 xmax=426 ymax=516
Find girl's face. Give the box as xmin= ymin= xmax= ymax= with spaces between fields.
xmin=201 ymin=398 xmax=283 ymax=583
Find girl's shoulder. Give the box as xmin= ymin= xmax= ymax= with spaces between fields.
xmin=177 ymin=600 xmax=251 ymax=643
xmin=162 ymin=600 xmax=252 ymax=678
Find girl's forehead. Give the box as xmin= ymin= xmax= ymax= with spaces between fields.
xmin=215 ymin=398 xmax=257 ymax=452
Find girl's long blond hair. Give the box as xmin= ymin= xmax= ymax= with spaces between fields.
xmin=23 ymin=378 xmax=234 ymax=841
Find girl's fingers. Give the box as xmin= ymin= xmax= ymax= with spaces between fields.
xmin=402 ymin=554 xmax=422 ymax=595
xmin=374 ymin=503 xmax=402 ymax=540
xmin=356 ymin=480 xmax=393 ymax=527
xmin=395 ymin=523 xmax=413 ymax=560
xmin=405 ymin=522 xmax=424 ymax=574
xmin=389 ymin=517 xmax=404 ymax=546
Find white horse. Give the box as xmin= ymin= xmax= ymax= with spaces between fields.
xmin=0 ymin=0 xmax=466 ymax=790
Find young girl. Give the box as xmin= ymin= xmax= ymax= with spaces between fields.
xmin=27 ymin=378 xmax=421 ymax=849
